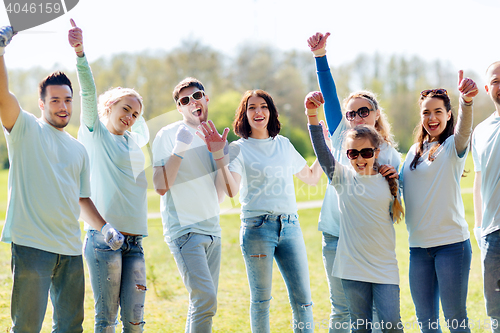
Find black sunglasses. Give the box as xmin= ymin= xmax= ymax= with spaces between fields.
xmin=420 ymin=89 xmax=448 ymax=97
xmin=178 ymin=90 xmax=205 ymax=106
xmin=345 ymin=107 xmax=373 ymax=121
xmin=346 ymin=148 xmax=377 ymax=160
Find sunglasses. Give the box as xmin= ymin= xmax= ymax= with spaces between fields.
xmin=346 ymin=148 xmax=377 ymax=160
xmin=345 ymin=107 xmax=373 ymax=121
xmin=177 ymin=90 xmax=205 ymax=106
xmin=420 ymin=89 xmax=448 ymax=97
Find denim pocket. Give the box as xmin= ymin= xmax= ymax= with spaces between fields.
xmin=241 ymin=215 xmax=266 ymax=229
xmin=173 ymin=232 xmax=192 ymax=249
xmin=89 ymin=230 xmax=114 ymax=252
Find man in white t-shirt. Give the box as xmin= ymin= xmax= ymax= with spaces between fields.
xmin=472 ymin=61 xmax=500 ymax=331
xmin=0 ymin=26 xmax=123 ymax=332
xmin=152 ymin=77 xmax=227 ymax=332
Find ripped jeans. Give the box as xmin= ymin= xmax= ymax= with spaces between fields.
xmin=84 ymin=230 xmax=147 ymax=333
xmin=240 ymin=214 xmax=314 ymax=333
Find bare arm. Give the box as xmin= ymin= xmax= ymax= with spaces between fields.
xmin=153 ymin=155 xmax=183 ymax=196
xmin=0 ymin=27 xmax=19 ymax=132
xmin=214 ymin=158 xmax=241 ymax=200
xmin=79 ymin=197 xmax=106 ymax=231
xmin=295 ymin=159 xmax=322 ymax=186
xmin=473 ymin=171 xmax=482 ymax=228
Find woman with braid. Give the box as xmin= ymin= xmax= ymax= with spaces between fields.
xmin=395 ymin=72 xmax=478 ymax=332
xmin=307 ymin=32 xmax=400 ymax=332
xmin=69 ymin=20 xmax=149 ymax=331
xmin=307 ymin=91 xmax=404 ymax=332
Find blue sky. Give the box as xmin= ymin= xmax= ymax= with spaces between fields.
xmin=0 ymin=0 xmax=498 ymax=84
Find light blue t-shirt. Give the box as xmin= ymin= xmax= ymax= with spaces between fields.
xmin=78 ymin=118 xmax=148 ymax=235
xmin=228 ymin=135 xmax=307 ymax=219
xmin=401 ymin=135 xmax=469 ymax=248
xmin=318 ymin=118 xmax=401 ymax=237
xmin=472 ymin=112 xmax=500 ymax=236
xmin=1 ymin=110 xmax=91 ymax=255
xmin=152 ymin=121 xmax=221 ymax=242
xmin=331 ymin=163 xmax=400 ymax=285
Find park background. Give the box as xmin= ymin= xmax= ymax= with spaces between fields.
xmin=0 ymin=0 xmax=498 ymax=331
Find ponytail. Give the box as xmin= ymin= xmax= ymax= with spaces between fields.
xmin=374 ymin=161 xmax=404 ymax=224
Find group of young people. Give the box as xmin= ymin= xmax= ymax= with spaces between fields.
xmin=0 ymin=20 xmax=499 ymax=333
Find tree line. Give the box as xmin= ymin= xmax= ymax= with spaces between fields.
xmin=0 ymin=40 xmax=492 ymax=169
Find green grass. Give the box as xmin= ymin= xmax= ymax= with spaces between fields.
xmin=0 ymin=153 xmax=492 ymax=332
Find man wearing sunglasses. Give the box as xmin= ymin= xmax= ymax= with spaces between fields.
xmin=472 ymin=61 xmax=500 ymax=331
xmin=152 ymin=77 xmax=226 ymax=332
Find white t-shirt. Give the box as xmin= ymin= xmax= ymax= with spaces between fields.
xmin=472 ymin=112 xmax=500 ymax=236
xmin=319 ymin=118 xmax=401 ymax=237
xmin=152 ymin=121 xmax=220 ymax=242
xmin=228 ymin=135 xmax=307 ymax=219
xmin=1 ymin=110 xmax=91 ymax=255
xmin=332 ymin=163 xmax=400 ymax=285
xmin=78 ymin=117 xmax=148 ymax=235
xmin=401 ymin=135 xmax=469 ymax=247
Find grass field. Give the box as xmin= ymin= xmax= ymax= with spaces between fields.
xmin=0 ymin=154 xmax=493 ymax=332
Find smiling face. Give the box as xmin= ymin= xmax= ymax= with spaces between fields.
xmin=346 ymin=137 xmax=380 ymax=175
xmin=420 ymin=97 xmax=451 ymax=141
xmin=106 ymin=95 xmax=142 ymax=135
xmin=345 ymin=97 xmax=379 ymax=127
xmin=246 ymin=95 xmax=270 ymax=138
xmin=177 ymin=86 xmax=209 ymax=128
xmin=39 ymin=85 xmax=73 ymax=131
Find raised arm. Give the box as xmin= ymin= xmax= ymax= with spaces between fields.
xmin=454 ymin=70 xmax=478 ymax=156
xmin=197 ymin=120 xmax=241 ymax=199
xmin=0 ymin=27 xmax=20 ymax=132
xmin=69 ymin=19 xmax=98 ymax=131
xmin=307 ymin=32 xmax=342 ymax=135
xmin=305 ymin=91 xmax=336 ymax=181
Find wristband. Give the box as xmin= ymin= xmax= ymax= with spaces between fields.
xmin=306 ymin=108 xmax=318 ymax=116
xmin=312 ymin=48 xmax=326 ymax=57
xmin=212 ymin=148 xmax=225 ymax=160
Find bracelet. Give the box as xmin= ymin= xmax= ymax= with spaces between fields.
xmin=173 ymin=153 xmax=184 ymax=159
xmin=306 ymin=108 xmax=318 ymax=116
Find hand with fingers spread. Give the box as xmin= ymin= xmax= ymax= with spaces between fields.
xmin=173 ymin=125 xmax=193 ymax=159
xmin=197 ymin=120 xmax=230 ymax=161
xmin=0 ymin=26 xmax=15 ymax=56
xmin=68 ymin=19 xmax=84 ymax=56
xmin=304 ymin=91 xmax=324 ymax=117
xmin=101 ymin=223 xmax=124 ymax=251
xmin=457 ymin=70 xmax=478 ymax=103
xmin=307 ymin=32 xmax=330 ymax=57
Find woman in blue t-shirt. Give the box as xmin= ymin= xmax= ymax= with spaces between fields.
xmin=69 ymin=20 xmax=149 ymax=331
xmin=399 ymin=73 xmax=478 ymax=332
xmin=197 ymin=89 xmax=322 ymax=333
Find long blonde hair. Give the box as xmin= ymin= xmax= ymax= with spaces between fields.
xmin=343 ymin=90 xmax=397 ymax=148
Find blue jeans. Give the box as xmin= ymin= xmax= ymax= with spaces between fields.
xmin=84 ymin=230 xmax=147 ymax=332
xmin=10 ymin=243 xmax=84 ymax=333
xmin=322 ymin=232 xmax=350 ymax=333
xmin=240 ymin=214 xmax=314 ymax=333
xmin=167 ymin=232 xmax=221 ymax=333
xmin=341 ymin=279 xmax=403 ymax=333
xmin=409 ymin=240 xmax=472 ymax=333
xmin=482 ymin=230 xmax=500 ymax=333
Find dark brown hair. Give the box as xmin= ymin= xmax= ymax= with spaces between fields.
xmin=172 ymin=77 xmax=205 ymax=103
xmin=38 ymin=71 xmax=73 ymax=101
xmin=233 ymin=89 xmax=281 ymax=139
xmin=410 ymin=92 xmax=454 ymax=170
xmin=345 ymin=125 xmax=404 ymax=223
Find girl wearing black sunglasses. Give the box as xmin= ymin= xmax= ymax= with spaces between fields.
xmin=307 ymin=106 xmax=405 ymax=331
xmin=398 ymin=72 xmax=478 ymax=332
xmin=307 ymin=32 xmax=401 ymax=332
